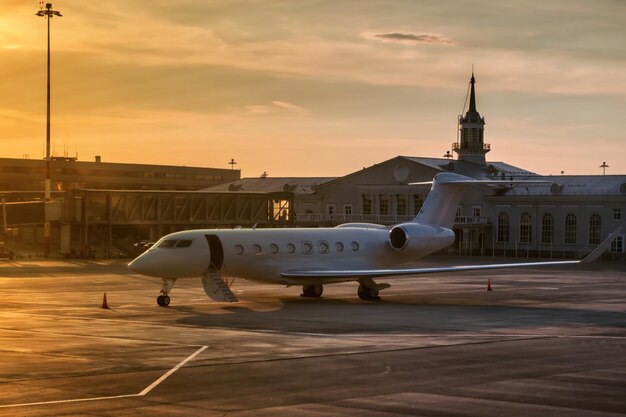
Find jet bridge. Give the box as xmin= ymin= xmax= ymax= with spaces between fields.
xmin=76 ymin=189 xmax=295 ymax=257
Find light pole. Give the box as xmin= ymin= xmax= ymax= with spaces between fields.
xmin=600 ymin=162 xmax=609 ymax=175
xmin=36 ymin=2 xmax=62 ymax=256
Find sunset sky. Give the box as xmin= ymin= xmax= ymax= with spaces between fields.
xmin=1 ymin=0 xmax=624 ymax=177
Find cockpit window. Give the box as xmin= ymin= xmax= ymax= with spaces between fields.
xmin=176 ymin=240 xmax=192 ymax=248
xmin=158 ymin=240 xmax=178 ymax=248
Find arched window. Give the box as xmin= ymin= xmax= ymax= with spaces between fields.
xmin=565 ymin=214 xmax=577 ymax=245
xmin=520 ymin=212 xmax=532 ymax=244
xmin=589 ymin=214 xmax=602 ymax=245
xmin=541 ymin=213 xmax=553 ymax=244
xmin=497 ymin=212 xmax=509 ymax=243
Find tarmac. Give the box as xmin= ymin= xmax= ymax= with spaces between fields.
xmin=0 ymin=257 xmax=625 ymax=416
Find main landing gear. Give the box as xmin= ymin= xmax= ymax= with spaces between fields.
xmin=157 ymin=278 xmax=177 ymax=307
xmin=357 ymin=278 xmax=390 ymax=301
xmin=301 ymin=284 xmax=323 ymax=298
xmin=357 ymin=283 xmax=379 ymax=301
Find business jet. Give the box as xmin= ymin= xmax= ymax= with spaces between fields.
xmin=128 ymin=172 xmax=620 ymax=306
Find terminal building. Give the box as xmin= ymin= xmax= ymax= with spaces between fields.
xmin=209 ymin=74 xmax=626 ymax=258
xmin=0 ymin=157 xmax=241 ymax=257
xmin=1 ymin=73 xmax=624 ymax=259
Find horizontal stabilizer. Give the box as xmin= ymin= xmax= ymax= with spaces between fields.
xmin=579 ymin=227 xmax=622 ymax=264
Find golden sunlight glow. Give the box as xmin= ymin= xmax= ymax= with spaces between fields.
xmin=0 ymin=1 xmax=624 ymax=176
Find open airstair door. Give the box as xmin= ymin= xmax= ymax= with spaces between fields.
xmin=202 ymin=234 xmax=237 ymax=302
xmin=205 ymin=234 xmax=224 ymax=271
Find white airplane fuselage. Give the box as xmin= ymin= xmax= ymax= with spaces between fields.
xmin=128 ymin=224 xmax=455 ymax=285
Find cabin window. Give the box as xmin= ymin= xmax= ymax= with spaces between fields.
xmin=318 ymin=241 xmax=329 ymax=254
xmin=234 ymin=244 xmax=244 ymax=255
xmin=252 ymin=244 xmax=262 ymax=254
xmin=287 ymin=243 xmax=296 ymax=253
xmin=270 ymin=243 xmax=279 ymax=254
xmin=176 ymin=239 xmax=192 ymax=248
xmin=335 ymin=242 xmax=344 ymax=252
xmin=158 ymin=240 xmax=177 ymax=248
xmin=351 ymin=241 xmax=359 ymax=251
xmin=302 ymin=241 xmax=313 ymax=254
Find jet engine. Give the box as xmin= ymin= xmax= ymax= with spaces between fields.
xmin=388 ymin=223 xmax=455 ymax=255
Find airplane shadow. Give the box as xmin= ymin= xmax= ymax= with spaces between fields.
xmin=176 ymin=294 xmax=626 ymax=336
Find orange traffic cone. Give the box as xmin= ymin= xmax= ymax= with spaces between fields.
xmin=101 ymin=292 xmax=110 ymax=309
xmin=486 ymin=279 xmax=493 ymax=291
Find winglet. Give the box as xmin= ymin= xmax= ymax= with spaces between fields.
xmin=579 ymin=227 xmax=623 ymax=264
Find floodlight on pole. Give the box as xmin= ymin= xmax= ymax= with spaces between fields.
xmin=599 ymin=162 xmax=609 ymax=175
xmin=36 ymin=3 xmax=62 ymax=257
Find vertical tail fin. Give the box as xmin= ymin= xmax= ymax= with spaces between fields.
xmin=412 ymin=173 xmax=547 ymax=228
xmin=413 ymin=173 xmax=470 ymax=228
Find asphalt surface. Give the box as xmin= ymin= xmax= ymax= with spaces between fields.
xmin=0 ymin=257 xmax=625 ymax=416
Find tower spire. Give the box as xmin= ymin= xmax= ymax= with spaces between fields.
xmin=453 ymin=71 xmax=489 ymax=165
xmin=469 ymin=72 xmax=477 ymax=112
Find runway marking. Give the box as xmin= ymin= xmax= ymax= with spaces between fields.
xmin=139 ymin=345 xmax=207 ymax=395
xmin=0 ymin=345 xmax=208 ymax=409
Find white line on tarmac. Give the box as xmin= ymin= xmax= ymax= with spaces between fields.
xmin=0 ymin=345 xmax=208 ymax=409
xmin=139 ymin=345 xmax=207 ymax=395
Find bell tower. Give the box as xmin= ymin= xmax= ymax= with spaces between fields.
xmin=453 ymin=72 xmax=490 ymax=165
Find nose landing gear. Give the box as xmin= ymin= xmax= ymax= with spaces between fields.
xmin=157 ymin=278 xmax=177 ymax=307
xmin=157 ymin=294 xmax=171 ymax=306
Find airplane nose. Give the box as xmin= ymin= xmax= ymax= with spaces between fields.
xmin=128 ymin=252 xmax=159 ymax=276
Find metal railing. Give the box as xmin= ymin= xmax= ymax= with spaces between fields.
xmin=297 ymin=213 xmax=415 ymax=224
xmin=297 ymin=213 xmax=492 ymax=226
xmin=454 ymin=216 xmax=490 ymax=225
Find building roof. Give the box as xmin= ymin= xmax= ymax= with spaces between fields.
xmin=202 ymin=177 xmax=336 ymax=194
xmin=502 ymin=175 xmax=626 ymax=197
xmin=313 ymin=155 xmax=536 ymax=191
xmin=399 ymin=156 xmax=535 ymax=177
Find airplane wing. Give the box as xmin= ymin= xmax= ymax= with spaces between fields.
xmin=281 ymin=227 xmax=621 ymax=280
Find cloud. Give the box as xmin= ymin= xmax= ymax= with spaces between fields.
xmin=245 ymin=100 xmax=310 ymax=116
xmin=367 ymin=32 xmax=455 ymax=46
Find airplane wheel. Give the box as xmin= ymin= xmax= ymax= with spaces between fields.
xmin=358 ymin=284 xmax=379 ymax=301
xmin=301 ymin=284 xmax=323 ymax=298
xmin=157 ymin=295 xmax=170 ymax=307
